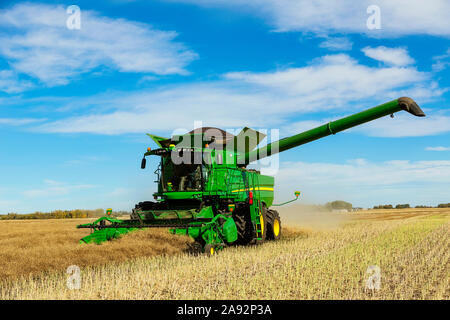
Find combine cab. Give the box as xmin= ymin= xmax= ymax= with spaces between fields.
xmin=78 ymin=97 xmax=425 ymax=254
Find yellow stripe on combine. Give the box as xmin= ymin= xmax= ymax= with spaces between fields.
xmin=231 ymin=187 xmax=274 ymax=193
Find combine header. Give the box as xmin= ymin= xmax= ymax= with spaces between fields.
xmin=77 ymin=97 xmax=425 ymax=254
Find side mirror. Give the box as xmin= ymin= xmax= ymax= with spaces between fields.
xmin=141 ymin=157 xmax=146 ymax=169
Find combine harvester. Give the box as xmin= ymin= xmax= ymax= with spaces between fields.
xmin=77 ymin=97 xmax=425 ymax=255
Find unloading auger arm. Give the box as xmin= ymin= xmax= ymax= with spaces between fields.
xmin=238 ymin=97 xmax=425 ymax=164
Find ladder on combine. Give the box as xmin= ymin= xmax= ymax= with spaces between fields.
xmin=250 ymin=172 xmax=263 ymax=241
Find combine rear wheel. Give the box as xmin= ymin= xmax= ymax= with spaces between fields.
xmin=266 ymin=209 xmax=281 ymax=240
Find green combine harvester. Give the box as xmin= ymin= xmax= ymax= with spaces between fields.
xmin=77 ymin=97 xmax=425 ymax=255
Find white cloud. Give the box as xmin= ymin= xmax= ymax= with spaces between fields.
xmin=274 ymin=159 xmax=450 ymax=207
xmin=319 ymin=37 xmax=353 ymax=51
xmin=426 ymin=146 xmax=450 ymax=151
xmin=225 ymin=54 xmax=426 ymax=101
xmin=62 ymin=155 xmax=106 ymax=166
xmin=23 ymin=179 xmax=95 ymax=198
xmin=353 ymin=114 xmax=450 ymax=137
xmin=288 ymin=110 xmax=450 ymax=138
xmin=0 ymin=70 xmax=34 ymax=93
xmin=33 ymin=85 xmax=276 ymax=134
xmin=0 ymin=3 xmax=197 ymax=88
xmin=33 ymin=54 xmax=442 ymax=135
xmin=432 ymin=48 xmax=450 ymax=72
xmin=362 ymin=46 xmax=415 ymax=66
xmin=0 ymin=200 xmax=19 ymax=213
xmin=289 ymin=120 xmax=323 ymax=133
xmin=170 ymin=0 xmax=450 ymax=37
xmin=0 ymin=117 xmax=46 ymax=126
xmin=138 ymin=75 xmax=159 ymax=84
xmin=110 ymin=187 xmax=130 ymax=197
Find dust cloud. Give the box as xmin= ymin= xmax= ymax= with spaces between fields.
xmin=276 ymin=204 xmax=351 ymax=230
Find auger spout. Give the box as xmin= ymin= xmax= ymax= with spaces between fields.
xmin=238 ymin=97 xmax=425 ymax=164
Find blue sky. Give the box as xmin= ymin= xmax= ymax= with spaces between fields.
xmin=0 ymin=0 xmax=449 ymax=213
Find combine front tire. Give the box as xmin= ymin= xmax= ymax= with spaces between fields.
xmin=266 ymin=209 xmax=281 ymax=240
xmin=233 ymin=208 xmax=253 ymax=245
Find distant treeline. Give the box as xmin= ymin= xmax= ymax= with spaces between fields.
xmin=373 ymin=203 xmax=449 ymax=209
xmin=325 ymin=200 xmax=352 ymax=211
xmin=0 ymin=209 xmax=131 ymax=220
xmin=307 ymin=200 xmax=449 ymax=212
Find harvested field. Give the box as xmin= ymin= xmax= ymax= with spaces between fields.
xmin=0 ymin=208 xmax=448 ymax=299
xmin=0 ymin=218 xmax=193 ymax=279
